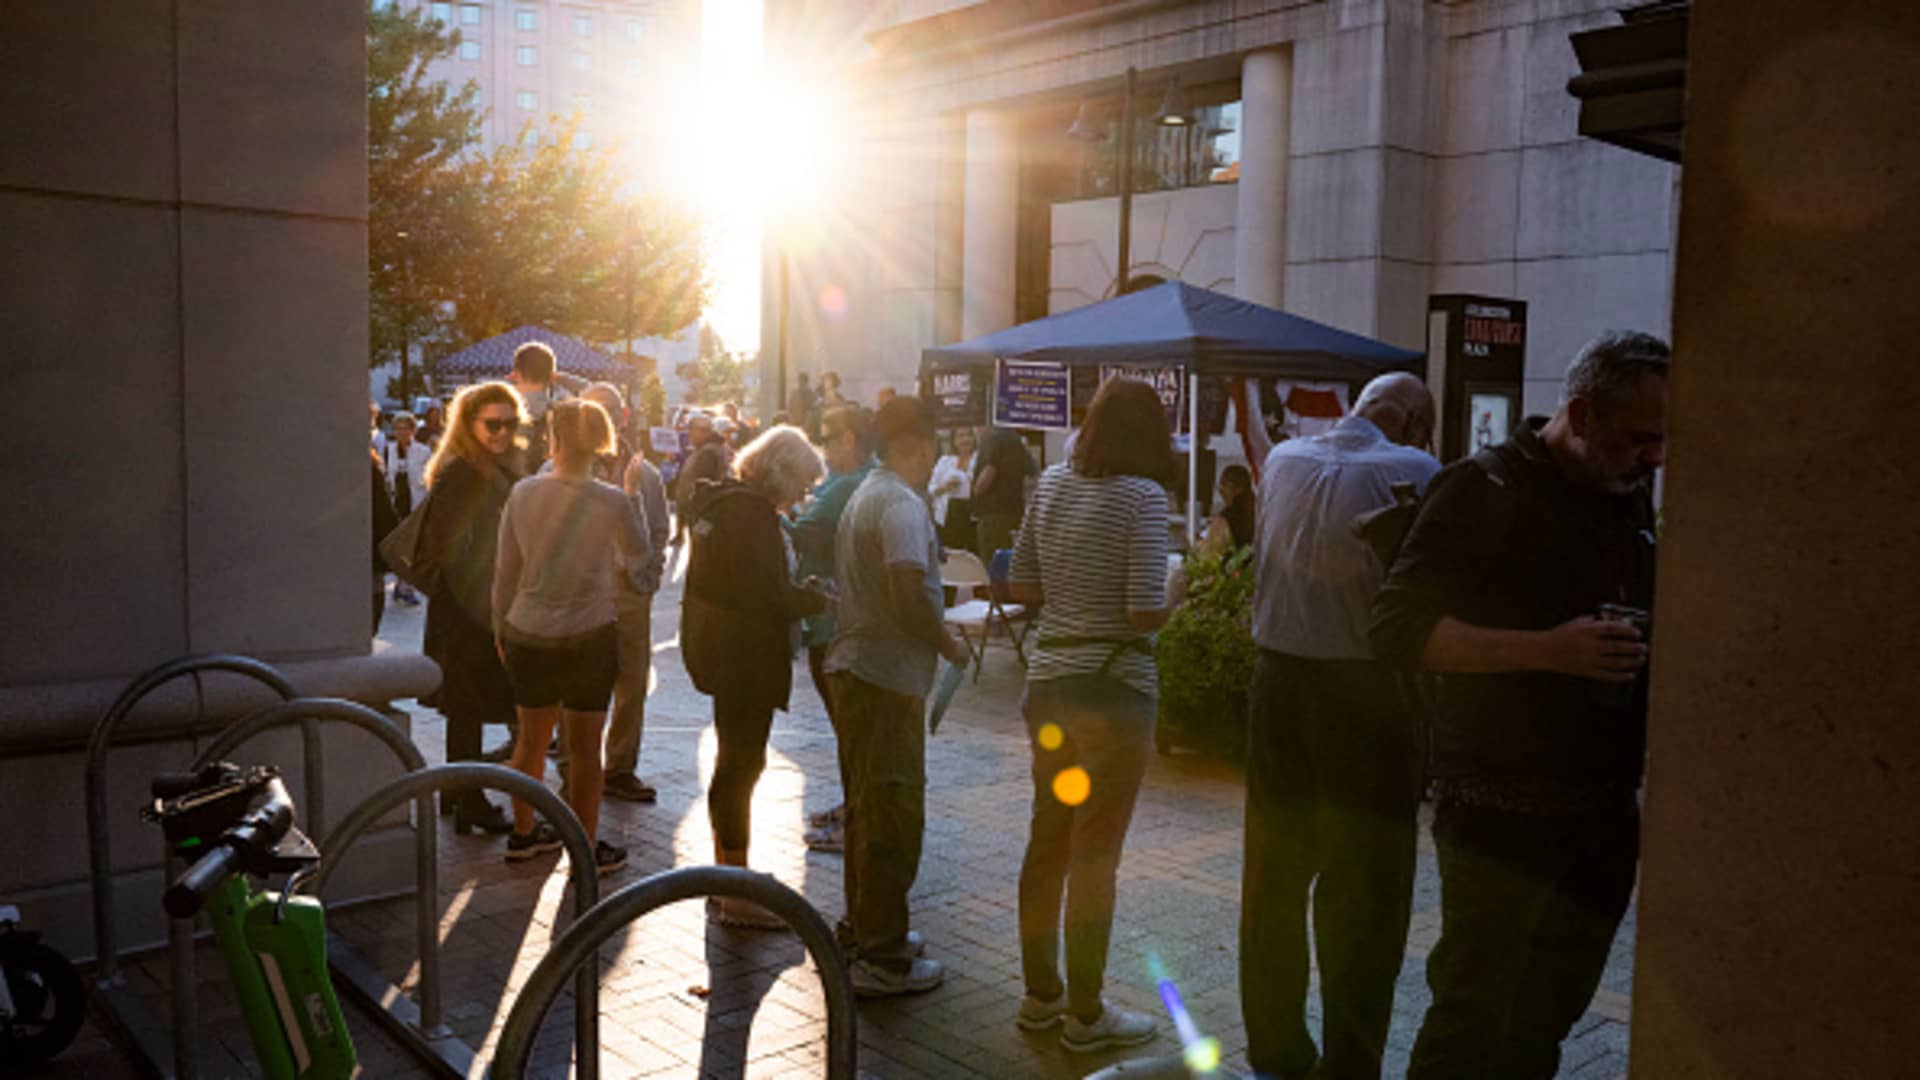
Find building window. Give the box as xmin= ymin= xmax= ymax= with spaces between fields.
xmin=460 ymin=4 xmax=481 ymax=25
xmin=573 ymin=13 xmax=594 ymax=37
xmin=516 ymin=44 xmax=538 ymax=66
xmin=515 ymin=9 xmax=538 ymax=31
xmin=458 ymin=39 xmax=482 ymax=60
xmin=570 ymin=50 xmax=591 ymax=71
xmin=625 ymin=17 xmax=644 ymax=43
xmin=624 ymin=57 xmax=644 ymax=78
xmin=1060 ymin=83 xmax=1243 ymax=202
xmin=430 ymin=2 xmax=452 ymax=25
xmin=516 ymin=90 xmax=539 ymax=112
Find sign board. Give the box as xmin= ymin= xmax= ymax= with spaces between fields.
xmin=1428 ymin=294 xmax=1527 ymax=461
xmin=923 ymin=368 xmax=986 ymax=428
xmin=993 ymin=359 xmax=1072 ymax=431
xmin=1098 ymin=364 xmax=1185 ymax=432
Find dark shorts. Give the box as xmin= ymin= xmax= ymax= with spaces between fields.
xmin=503 ymin=625 xmax=619 ymax=711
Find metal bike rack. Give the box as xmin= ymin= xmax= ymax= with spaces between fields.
xmin=308 ymin=762 xmax=600 ymax=1080
xmin=84 ymin=653 xmax=297 ymax=1079
xmin=492 ymin=865 xmax=859 ymax=1080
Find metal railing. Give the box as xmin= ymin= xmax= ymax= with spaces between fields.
xmin=492 ymin=864 xmax=858 ymax=1080
xmin=84 ymin=653 xmax=297 ymax=1078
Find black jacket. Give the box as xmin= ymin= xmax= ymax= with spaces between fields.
xmin=419 ymin=456 xmax=518 ymax=630
xmin=1369 ymin=423 xmax=1657 ymax=803
xmin=682 ymin=479 xmax=809 ymax=710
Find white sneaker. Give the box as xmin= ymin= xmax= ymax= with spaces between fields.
xmin=849 ymin=957 xmax=945 ymax=997
xmin=1060 ymin=1001 xmax=1156 ymax=1053
xmin=1016 ymin=991 xmax=1067 ymax=1031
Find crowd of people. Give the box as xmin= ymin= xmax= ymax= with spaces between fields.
xmin=364 ymin=327 xmax=1669 ymax=1073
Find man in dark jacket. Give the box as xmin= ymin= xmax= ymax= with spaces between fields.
xmin=1370 ymin=331 xmax=1669 ymax=1079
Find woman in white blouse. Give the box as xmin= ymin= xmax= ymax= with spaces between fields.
xmin=929 ymin=425 xmax=978 ymax=552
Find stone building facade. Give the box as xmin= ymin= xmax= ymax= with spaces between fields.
xmin=761 ymin=0 xmax=1679 ymax=426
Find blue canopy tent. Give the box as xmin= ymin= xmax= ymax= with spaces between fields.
xmin=433 ymin=326 xmax=626 ymax=386
xmin=919 ymin=281 xmax=1425 ymax=542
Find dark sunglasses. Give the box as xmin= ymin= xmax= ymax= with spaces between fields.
xmin=481 ymin=417 xmax=520 ymax=434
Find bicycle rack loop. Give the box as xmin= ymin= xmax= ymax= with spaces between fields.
xmin=308 ymin=762 xmax=601 ymax=1080
xmin=84 ymin=653 xmax=297 ymax=1079
xmin=492 ymin=864 xmax=859 ymax=1080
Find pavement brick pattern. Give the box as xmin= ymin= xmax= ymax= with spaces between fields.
xmin=83 ymin=565 xmax=1633 ymax=1078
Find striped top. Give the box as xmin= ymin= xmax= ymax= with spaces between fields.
xmin=1009 ymin=464 xmax=1170 ymax=697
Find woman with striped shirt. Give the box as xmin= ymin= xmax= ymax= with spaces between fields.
xmin=1005 ymin=377 xmax=1176 ymax=1054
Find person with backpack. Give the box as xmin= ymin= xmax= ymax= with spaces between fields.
xmin=680 ymin=424 xmax=831 ymax=926
xmin=1240 ymin=372 xmax=1438 ymax=1080
xmin=1372 ymin=333 xmax=1665 ymax=1079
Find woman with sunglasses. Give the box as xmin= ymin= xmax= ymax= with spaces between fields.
xmin=420 ymin=381 xmax=527 ymax=835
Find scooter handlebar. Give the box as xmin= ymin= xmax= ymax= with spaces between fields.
xmin=162 ymin=778 xmax=295 ymax=918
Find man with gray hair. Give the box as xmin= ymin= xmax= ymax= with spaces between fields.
xmin=1371 ymin=331 xmax=1669 ymax=1079
xmin=1241 ymin=371 xmax=1439 ymax=1080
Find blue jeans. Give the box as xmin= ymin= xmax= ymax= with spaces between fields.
xmin=1017 ymin=674 xmax=1154 ymax=1017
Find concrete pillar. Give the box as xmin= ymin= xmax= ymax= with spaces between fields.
xmin=961 ymin=107 xmax=1020 ymax=339
xmin=1233 ymin=47 xmax=1293 ymax=308
xmin=1630 ymin=5 xmax=1920 ymax=1077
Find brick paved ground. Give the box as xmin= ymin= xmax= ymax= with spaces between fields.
xmin=75 ymin=559 xmax=1634 ymax=1078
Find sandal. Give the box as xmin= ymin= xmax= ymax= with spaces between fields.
xmin=706 ymin=897 xmax=788 ymax=931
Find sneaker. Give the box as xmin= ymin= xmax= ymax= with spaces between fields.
xmin=804 ymin=822 xmax=845 ymax=853
xmin=591 ymin=841 xmax=628 ymax=876
xmin=1016 ymin=991 xmax=1067 ymax=1032
xmin=850 ymin=957 xmax=945 ymax=998
xmin=1060 ymin=1002 xmax=1157 ymax=1054
xmin=808 ymin=803 xmax=846 ymax=828
xmin=603 ymin=774 xmax=658 ymax=803
xmin=504 ymin=822 xmax=562 ymax=862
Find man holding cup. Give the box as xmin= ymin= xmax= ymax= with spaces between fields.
xmin=1370 ymin=331 xmax=1669 ymax=1079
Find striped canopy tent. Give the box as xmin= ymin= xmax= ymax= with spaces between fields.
xmin=432 ymin=326 xmax=626 ymax=384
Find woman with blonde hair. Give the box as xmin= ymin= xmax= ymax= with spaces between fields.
xmin=681 ymin=424 xmax=832 ymax=926
xmin=492 ymin=398 xmax=654 ymax=875
xmin=419 ymin=381 xmax=527 ymax=834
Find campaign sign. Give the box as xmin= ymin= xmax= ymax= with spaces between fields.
xmin=924 ymin=368 xmax=986 ymax=428
xmin=1098 ymin=364 xmax=1184 ymax=431
xmin=993 ymin=359 xmax=1072 ymax=430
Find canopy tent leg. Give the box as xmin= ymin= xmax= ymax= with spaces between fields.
xmin=1187 ymin=371 xmax=1201 ymax=548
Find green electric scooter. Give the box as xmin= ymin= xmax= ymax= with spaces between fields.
xmin=145 ymin=763 xmax=356 ymax=1079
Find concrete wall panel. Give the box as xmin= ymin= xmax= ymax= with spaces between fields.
xmin=1432 ymin=260 xmax=1518 ymax=299
xmin=1517 ymin=140 xmax=1677 ymax=259
xmin=1381 ymin=149 xmax=1434 ymax=264
xmin=0 ymin=192 xmax=187 ymax=685
xmin=1290 ymin=27 xmax=1385 ymax=156
xmin=181 ymin=212 xmax=367 ymax=656
xmin=1287 ymin=150 xmax=1383 ymax=262
xmin=1442 ymin=27 xmax=1526 ymax=155
xmin=177 ymin=0 xmax=367 ymax=219
xmin=1515 ymin=252 xmax=1673 ymax=380
xmin=0 ymin=0 xmax=177 ymax=202
xmin=1283 ymin=258 xmax=1378 ymax=338
xmin=1519 ymin=12 xmax=1614 ymax=147
xmin=1434 ymin=150 xmax=1521 ymax=264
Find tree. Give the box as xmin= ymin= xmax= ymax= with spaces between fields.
xmin=439 ymin=118 xmax=710 ymax=348
xmin=637 ymin=372 xmax=666 ymax=427
xmin=679 ymin=324 xmax=750 ymax=406
xmin=367 ymin=2 xmax=482 ymax=380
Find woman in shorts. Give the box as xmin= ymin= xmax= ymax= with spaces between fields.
xmin=493 ymin=398 xmax=654 ymax=875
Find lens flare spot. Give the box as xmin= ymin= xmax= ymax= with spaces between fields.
xmin=1051 ymin=766 xmax=1091 ymax=806
xmin=1036 ymin=723 xmax=1064 ymax=751
xmin=1183 ymin=1037 xmax=1222 ymax=1074
xmin=817 ymin=283 xmax=848 ymax=319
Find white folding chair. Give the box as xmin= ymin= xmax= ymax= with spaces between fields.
xmin=940 ymin=548 xmax=1026 ymax=681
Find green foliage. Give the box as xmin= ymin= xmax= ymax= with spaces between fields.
xmin=637 ymin=372 xmax=666 ymax=427
xmin=1156 ymin=546 xmax=1258 ymax=755
xmin=365 ymin=3 xmax=708 ymax=368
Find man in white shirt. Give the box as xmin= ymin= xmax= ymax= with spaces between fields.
xmin=1241 ymin=373 xmax=1438 ymax=1080
xmin=382 ymin=412 xmax=432 ymax=605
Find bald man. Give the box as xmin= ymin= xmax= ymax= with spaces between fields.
xmin=1240 ymin=372 xmax=1438 ymax=1080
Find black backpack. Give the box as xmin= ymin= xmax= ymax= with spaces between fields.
xmin=1351 ymin=443 xmax=1521 ymax=573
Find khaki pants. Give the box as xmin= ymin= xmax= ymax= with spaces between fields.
xmin=826 ymin=671 xmax=926 ymax=973
xmin=606 ymin=583 xmax=653 ymax=777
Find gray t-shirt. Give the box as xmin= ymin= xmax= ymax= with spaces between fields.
xmin=493 ymin=473 xmax=652 ymax=644
xmin=824 ymin=468 xmax=944 ymax=699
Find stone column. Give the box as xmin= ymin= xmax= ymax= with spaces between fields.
xmin=1233 ymin=47 xmax=1293 ymax=307
xmin=961 ymin=107 xmax=1020 ymax=339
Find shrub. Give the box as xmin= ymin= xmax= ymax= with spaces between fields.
xmin=1155 ymin=545 xmax=1257 ymax=757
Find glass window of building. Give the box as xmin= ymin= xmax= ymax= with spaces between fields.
xmin=430 ymin=2 xmax=452 ymax=25
xmin=573 ymin=13 xmax=593 ymax=37
xmin=516 ymin=90 xmax=538 ymax=111
xmin=460 ymin=4 xmax=481 ymax=24
xmin=570 ymin=50 xmax=591 ymax=71
xmin=458 ymin=39 xmax=481 ymax=61
xmin=516 ymin=44 xmax=538 ymax=66
xmin=625 ymin=17 xmax=644 ymax=43
xmin=515 ymin=9 xmax=538 ymax=31
xmin=1060 ymin=82 xmax=1243 ymax=202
